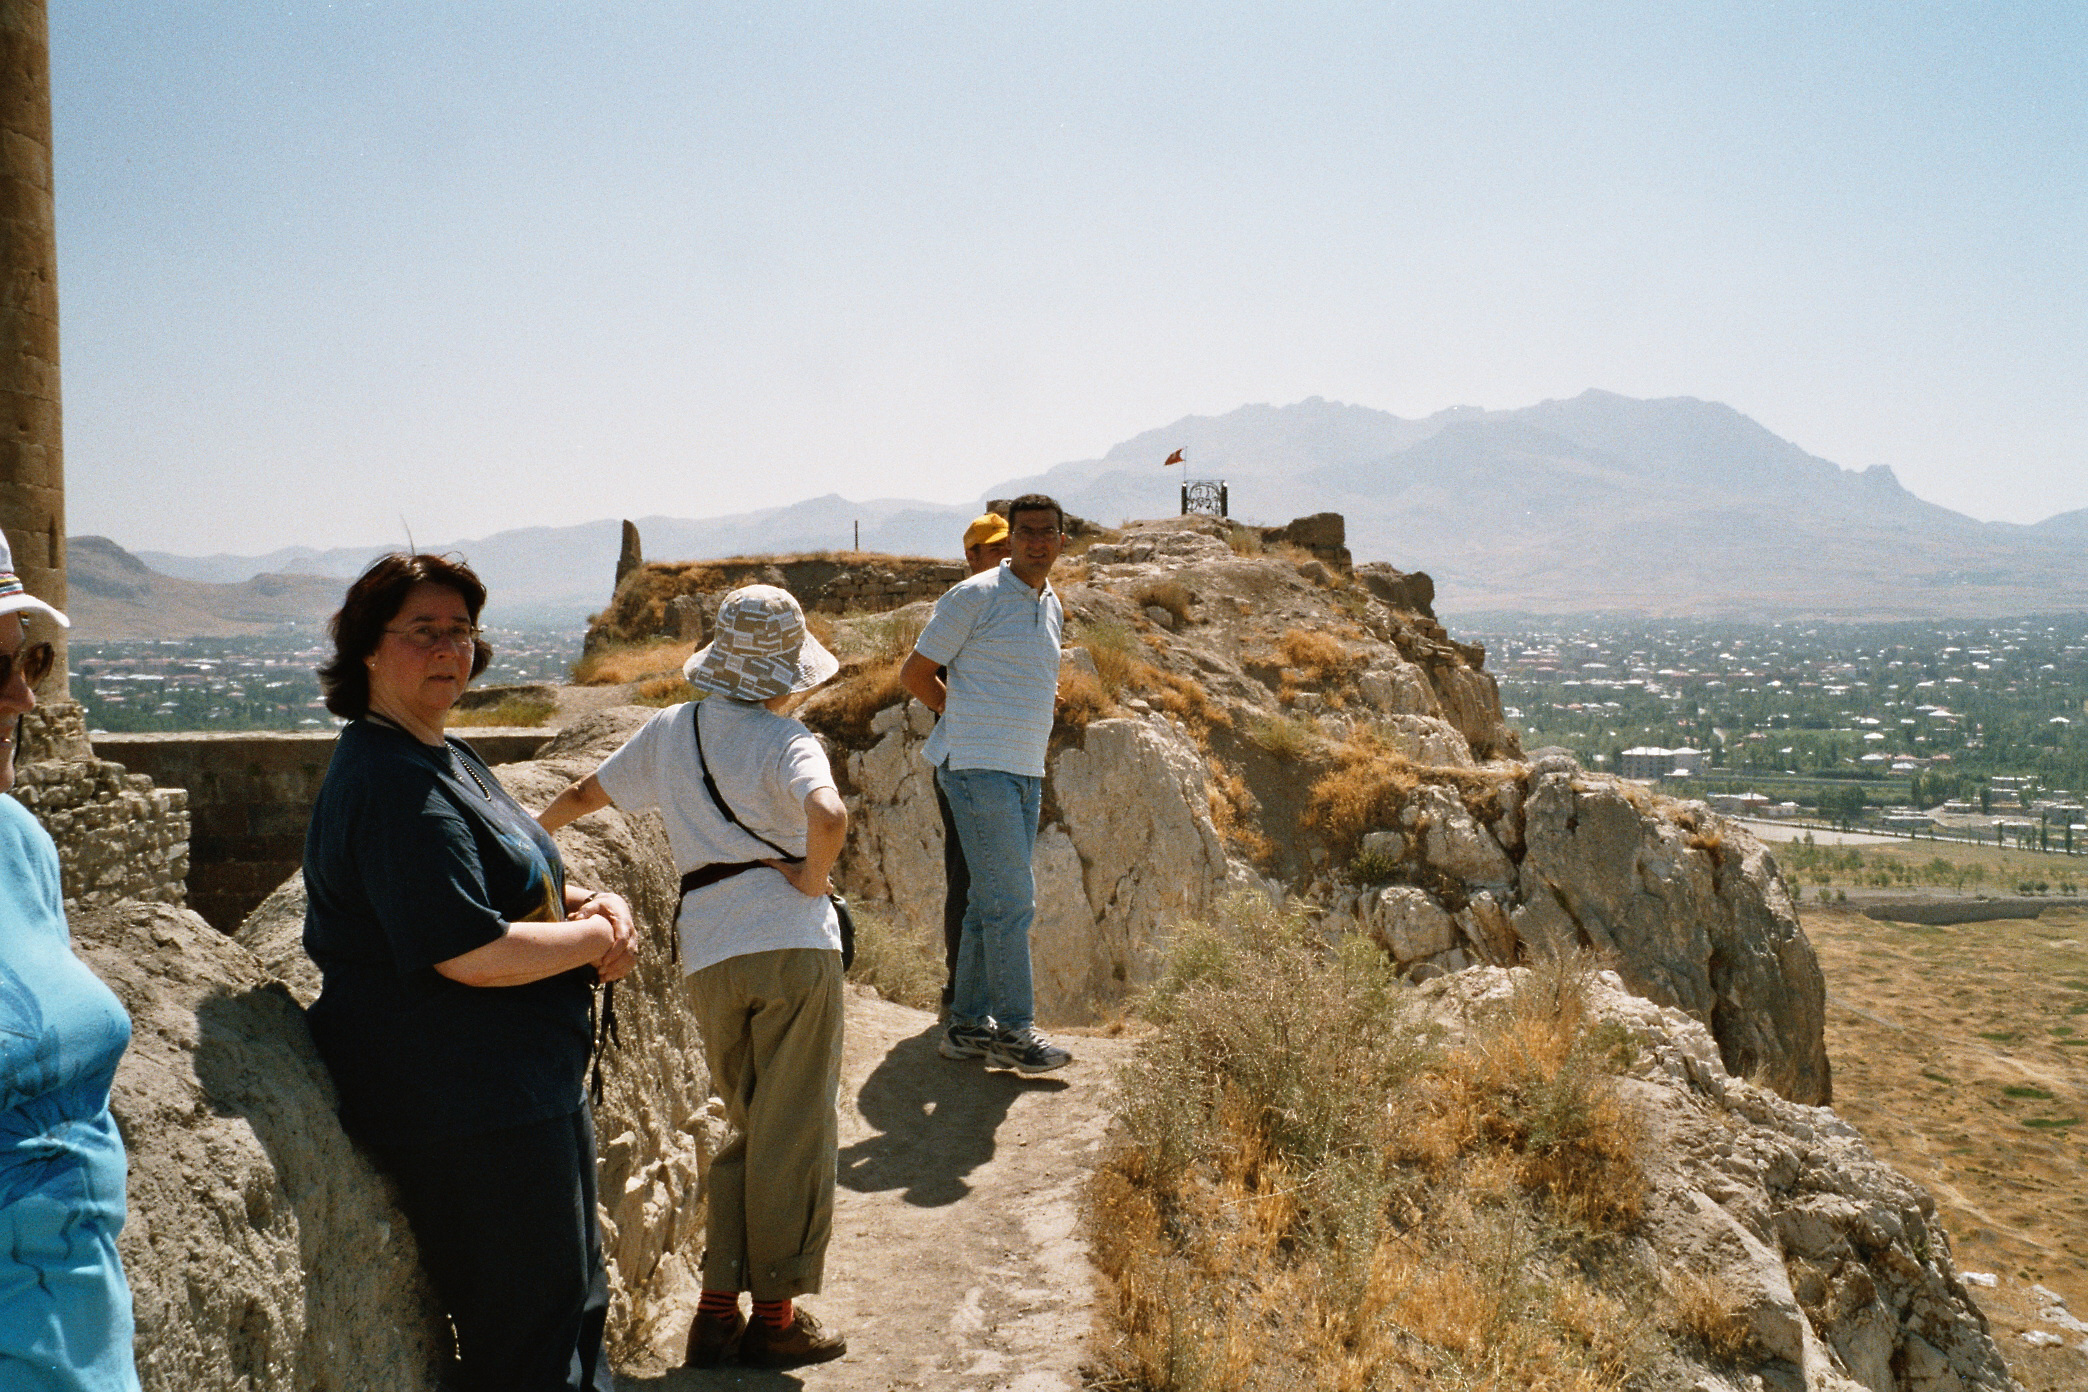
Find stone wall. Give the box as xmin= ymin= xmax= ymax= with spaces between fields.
xmin=588 ymin=555 xmax=967 ymax=649
xmin=0 ymin=0 xmax=71 ymax=704
xmin=92 ymin=728 xmax=550 ymax=932
xmin=1260 ymin=511 xmax=1353 ymax=571
xmin=11 ymin=704 xmax=186 ymax=910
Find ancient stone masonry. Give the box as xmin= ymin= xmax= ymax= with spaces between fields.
xmin=587 ymin=553 xmax=966 ymax=649
xmin=10 ymin=704 xmax=186 ymax=910
xmin=1260 ymin=510 xmax=1352 ymax=570
xmin=93 ymin=728 xmax=549 ymax=933
xmin=0 ymin=0 xmax=72 ymax=705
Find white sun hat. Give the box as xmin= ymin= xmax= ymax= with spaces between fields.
xmin=682 ymin=585 xmax=839 ymax=701
xmin=0 ymin=532 xmax=67 ymax=628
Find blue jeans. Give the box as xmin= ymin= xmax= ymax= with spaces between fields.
xmin=935 ymin=764 xmax=1043 ymax=1032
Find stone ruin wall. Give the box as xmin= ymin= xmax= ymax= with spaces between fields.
xmin=588 ymin=553 xmax=966 ymax=650
xmin=13 ymin=704 xmax=187 ymax=911
xmin=92 ymin=729 xmax=550 ymax=932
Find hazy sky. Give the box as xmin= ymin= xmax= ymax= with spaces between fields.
xmin=51 ymin=1 xmax=2086 ymax=554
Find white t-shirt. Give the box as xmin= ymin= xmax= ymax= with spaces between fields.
xmin=593 ymin=699 xmax=841 ymax=975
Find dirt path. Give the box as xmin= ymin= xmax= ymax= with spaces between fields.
xmin=618 ymin=990 xmax=1136 ymax=1392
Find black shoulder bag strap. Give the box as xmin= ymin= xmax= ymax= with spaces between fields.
xmin=684 ymin=701 xmax=856 ymax=969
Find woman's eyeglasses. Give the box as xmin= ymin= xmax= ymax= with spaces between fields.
xmin=384 ymin=624 xmax=483 ymax=651
xmin=0 ymin=641 xmax=54 ymax=689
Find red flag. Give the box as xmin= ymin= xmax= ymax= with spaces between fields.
xmin=1164 ymin=448 xmax=1184 ymax=467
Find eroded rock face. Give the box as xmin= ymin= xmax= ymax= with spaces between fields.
xmin=1419 ymin=969 xmax=2016 ymax=1392
xmin=77 ymin=900 xmax=448 ymax=1392
xmin=840 ymin=704 xmax=1237 ymax=1022
xmin=1511 ymin=771 xmax=1830 ymax=1105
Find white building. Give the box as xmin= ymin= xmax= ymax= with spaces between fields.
xmin=1621 ymin=746 xmax=1705 ymax=780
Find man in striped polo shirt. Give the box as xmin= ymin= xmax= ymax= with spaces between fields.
xmin=899 ymin=493 xmax=1073 ymax=1073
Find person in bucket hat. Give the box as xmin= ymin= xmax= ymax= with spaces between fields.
xmin=539 ymin=583 xmax=850 ymax=1370
xmin=0 ymin=532 xmax=146 ymax=1391
xmin=681 ymin=585 xmax=840 ymax=701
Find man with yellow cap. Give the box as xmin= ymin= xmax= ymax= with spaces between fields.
xmin=929 ymin=514 xmax=1011 ymax=1014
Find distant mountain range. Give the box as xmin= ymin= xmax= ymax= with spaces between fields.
xmin=95 ymin=390 xmax=2088 ymax=636
xmin=67 ymin=536 xmax=347 ymax=639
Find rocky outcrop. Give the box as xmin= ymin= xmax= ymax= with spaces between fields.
xmin=1323 ymin=752 xmax=1831 ymax=1106
xmin=1512 ymin=764 xmax=1830 ymax=1105
xmin=77 ymin=899 xmax=448 ymax=1392
xmin=820 ymin=518 xmax=1825 ymax=1108
xmin=1421 ymin=969 xmax=2017 ymax=1392
xmin=838 ymin=702 xmax=1239 ymax=1023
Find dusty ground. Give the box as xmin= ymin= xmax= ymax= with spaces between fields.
xmin=617 ymin=990 xmax=1136 ymax=1391
xmin=1804 ymin=903 xmax=2088 ymax=1390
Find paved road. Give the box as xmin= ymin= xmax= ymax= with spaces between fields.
xmin=1737 ymin=819 xmax=1905 ymax=846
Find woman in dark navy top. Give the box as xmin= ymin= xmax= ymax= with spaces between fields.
xmin=302 ymin=554 xmax=636 ymax=1392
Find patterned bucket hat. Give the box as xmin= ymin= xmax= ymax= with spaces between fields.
xmin=682 ymin=585 xmax=839 ymax=701
xmin=0 ymin=532 xmax=67 ymax=627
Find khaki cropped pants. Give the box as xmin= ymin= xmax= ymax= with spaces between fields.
xmin=683 ymin=947 xmax=844 ymax=1300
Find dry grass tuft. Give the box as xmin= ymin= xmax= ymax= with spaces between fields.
xmin=448 ymin=695 xmax=556 ymax=727
xmin=1151 ymin=670 xmax=1228 ymax=737
xmin=1135 ymin=579 xmax=1195 ymax=625
xmin=795 ymin=658 xmax=908 ymax=745
xmin=1306 ymin=730 xmax=1516 ymax=860
xmin=839 ymin=609 xmax=925 ymax=664
xmin=571 ymin=638 xmax=695 ymax=687
xmin=1245 ymin=711 xmax=1321 ymax=761
xmin=1399 ymin=959 xmax=1647 ymax=1232
xmin=1306 ymin=733 xmax=1420 ymax=847
xmin=1205 ymin=762 xmax=1271 ymax=865
xmin=1091 ymin=914 xmax=1665 ymax=1392
xmin=843 ymin=900 xmax=944 ymax=1010
xmin=1064 ymin=621 xmax=1229 ymax=745
xmin=1279 ymin=626 xmax=1366 ymax=687
xmin=1057 ymin=665 xmax=1116 ymax=728
xmin=632 ymin=677 xmax=697 ymax=707
xmin=1664 ymin=1270 xmax=1758 ymax=1364
xmin=1077 ymin=620 xmax=1143 ymax=696
xmin=1224 ymin=523 xmax=1263 ymax=557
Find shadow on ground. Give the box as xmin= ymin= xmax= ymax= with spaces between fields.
xmin=837 ymin=1024 xmax=1069 ymax=1206
xmin=618 ymin=1368 xmax=806 ymax=1390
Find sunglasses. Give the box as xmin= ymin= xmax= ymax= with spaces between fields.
xmin=0 ymin=641 xmax=53 ymax=690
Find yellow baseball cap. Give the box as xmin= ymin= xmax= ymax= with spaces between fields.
xmin=962 ymin=513 xmax=1009 ymax=548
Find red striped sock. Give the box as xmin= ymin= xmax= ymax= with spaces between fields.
xmin=753 ymin=1297 xmax=794 ymax=1330
xmin=698 ymin=1290 xmax=740 ymax=1320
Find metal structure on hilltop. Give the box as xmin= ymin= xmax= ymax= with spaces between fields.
xmin=1180 ymin=479 xmax=1229 ymax=518
xmin=1163 ymin=448 xmax=1228 ymax=518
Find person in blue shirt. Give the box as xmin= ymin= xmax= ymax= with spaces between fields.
xmin=899 ymin=494 xmax=1074 ymax=1074
xmin=301 ymin=554 xmax=636 ymax=1392
xmin=0 ymin=535 xmax=142 ymax=1391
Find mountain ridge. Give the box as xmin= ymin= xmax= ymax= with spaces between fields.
xmin=106 ymin=389 xmax=2088 ymax=629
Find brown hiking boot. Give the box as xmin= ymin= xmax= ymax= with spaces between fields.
xmin=740 ymin=1307 xmax=846 ymax=1369
xmin=683 ymin=1308 xmax=746 ymax=1368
